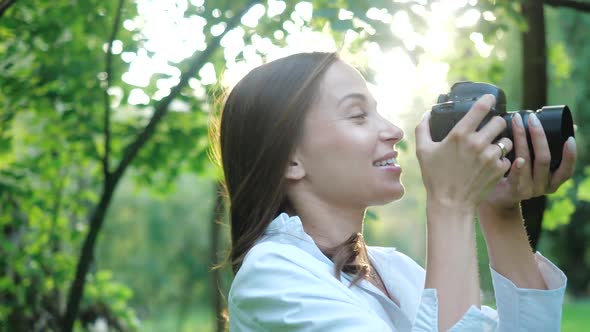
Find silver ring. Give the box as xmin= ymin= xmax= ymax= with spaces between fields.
xmin=495 ymin=142 xmax=507 ymax=159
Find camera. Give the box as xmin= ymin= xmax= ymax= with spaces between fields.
xmin=430 ymin=82 xmax=574 ymax=171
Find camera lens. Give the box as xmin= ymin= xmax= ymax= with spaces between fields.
xmin=507 ymin=106 xmax=574 ymax=171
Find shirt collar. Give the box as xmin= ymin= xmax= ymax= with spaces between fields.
xmin=265 ymin=212 xmax=307 ymax=235
xmin=261 ymin=212 xmax=333 ymax=265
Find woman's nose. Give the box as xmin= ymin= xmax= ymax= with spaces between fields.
xmin=379 ymin=118 xmax=404 ymax=143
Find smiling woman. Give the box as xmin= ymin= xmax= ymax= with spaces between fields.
xmin=288 ymin=61 xmax=404 ymax=208
xmin=212 ymin=52 xmax=576 ymax=331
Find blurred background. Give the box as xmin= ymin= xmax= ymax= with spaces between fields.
xmin=1 ymin=0 xmax=590 ymax=331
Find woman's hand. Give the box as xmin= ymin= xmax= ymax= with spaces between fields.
xmin=415 ymin=94 xmax=513 ymax=210
xmin=416 ymin=94 xmax=514 ymax=330
xmin=480 ymin=112 xmax=577 ymax=214
xmin=476 ymin=112 xmax=575 ymax=292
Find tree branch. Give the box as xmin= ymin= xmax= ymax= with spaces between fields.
xmin=0 ymin=0 xmax=17 ymax=18
xmin=62 ymin=1 xmax=261 ymax=331
xmin=102 ymin=0 xmax=125 ymax=180
xmin=111 ymin=0 xmax=260 ymax=185
xmin=62 ymin=0 xmax=125 ymax=330
xmin=543 ymin=0 xmax=590 ymax=12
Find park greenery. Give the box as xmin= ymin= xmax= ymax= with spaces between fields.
xmin=1 ymin=0 xmax=590 ymax=331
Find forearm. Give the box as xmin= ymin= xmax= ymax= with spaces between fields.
xmin=425 ymin=199 xmax=480 ymax=331
xmin=477 ymin=203 xmax=547 ymax=289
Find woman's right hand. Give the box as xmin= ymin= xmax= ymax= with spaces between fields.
xmin=417 ymin=94 xmax=514 ymax=330
xmin=415 ymin=94 xmax=513 ymax=210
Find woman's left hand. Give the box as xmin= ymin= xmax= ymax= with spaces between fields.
xmin=481 ymin=112 xmax=577 ymax=213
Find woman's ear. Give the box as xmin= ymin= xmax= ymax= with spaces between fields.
xmin=285 ymin=154 xmax=305 ymax=180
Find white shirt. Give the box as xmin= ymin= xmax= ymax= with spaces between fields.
xmin=229 ymin=213 xmax=566 ymax=331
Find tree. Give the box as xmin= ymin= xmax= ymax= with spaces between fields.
xmin=519 ymin=0 xmax=590 ymax=250
xmin=541 ymin=0 xmax=590 ymax=296
xmin=1 ymin=0 xmax=260 ymax=329
xmin=1 ymin=0 xmax=422 ymax=329
xmin=2 ymin=1 xmax=589 ymax=331
xmin=61 ymin=1 xmax=265 ymax=330
xmin=443 ymin=0 xmax=590 ymax=254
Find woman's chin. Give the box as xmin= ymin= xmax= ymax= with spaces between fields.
xmin=371 ymin=184 xmax=405 ymax=205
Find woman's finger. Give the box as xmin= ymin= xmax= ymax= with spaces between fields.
xmin=549 ymin=137 xmax=577 ymax=193
xmin=506 ymin=157 xmax=528 ymax=197
xmin=528 ymin=113 xmax=551 ymax=196
xmin=482 ymin=137 xmax=513 ymax=171
xmin=489 ymin=137 xmax=513 ymax=160
xmin=477 ymin=116 xmax=507 ymax=144
xmin=511 ymin=113 xmax=532 ymax=174
xmin=452 ymin=94 xmax=496 ymax=136
xmin=415 ymin=111 xmax=433 ymax=153
xmin=500 ymin=155 xmax=512 ymax=175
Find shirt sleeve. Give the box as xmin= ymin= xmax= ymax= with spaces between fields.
xmin=229 ymin=243 xmax=393 ymax=332
xmin=490 ymin=251 xmax=566 ymax=332
xmin=411 ymin=252 xmax=566 ymax=331
xmin=413 ymin=289 xmax=498 ymax=331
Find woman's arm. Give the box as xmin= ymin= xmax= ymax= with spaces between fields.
xmin=415 ymin=95 xmax=511 ymax=330
xmin=477 ymin=112 xmax=576 ymax=288
xmin=477 ymin=203 xmax=546 ymax=289
xmin=425 ymin=201 xmax=480 ymax=330
xmin=477 ymin=202 xmax=568 ymax=332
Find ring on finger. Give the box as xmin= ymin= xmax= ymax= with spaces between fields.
xmin=495 ymin=141 xmax=507 ymax=159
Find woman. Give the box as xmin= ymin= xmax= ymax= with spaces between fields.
xmin=215 ymin=52 xmax=577 ymax=331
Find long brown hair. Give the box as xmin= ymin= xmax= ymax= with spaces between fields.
xmin=214 ymin=52 xmax=370 ymax=282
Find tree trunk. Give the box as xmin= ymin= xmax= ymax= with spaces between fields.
xmin=61 ymin=1 xmax=260 ymax=329
xmin=0 ymin=0 xmax=17 ymax=17
xmin=554 ymin=201 xmax=590 ymax=296
xmin=521 ymin=0 xmax=547 ymax=250
xmin=546 ymin=6 xmax=590 ymax=297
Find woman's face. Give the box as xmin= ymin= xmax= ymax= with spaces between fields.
xmin=290 ymin=60 xmax=405 ymax=207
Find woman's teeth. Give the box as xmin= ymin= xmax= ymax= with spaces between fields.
xmin=373 ymin=158 xmax=397 ymax=167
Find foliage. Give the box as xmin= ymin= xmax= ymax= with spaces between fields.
xmin=540 ymin=5 xmax=590 ymax=296
xmin=561 ymin=299 xmax=590 ymax=331
xmin=0 ymin=0 xmax=434 ymax=328
xmin=2 ymin=0 xmax=590 ymax=330
xmin=442 ymin=0 xmax=590 ymax=295
xmin=96 ymin=175 xmax=218 ymax=322
xmin=1 ymin=0 xmax=142 ymax=329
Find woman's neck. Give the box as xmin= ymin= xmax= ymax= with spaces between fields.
xmin=293 ymin=197 xmax=365 ymax=248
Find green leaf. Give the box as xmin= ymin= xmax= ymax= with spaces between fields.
xmin=548 ymin=42 xmax=572 ymax=84
xmin=314 ymin=8 xmax=338 ymax=19
xmin=96 ymin=270 xmax=113 ymax=282
xmin=543 ymin=197 xmax=575 ymax=230
xmin=330 ymin=19 xmax=354 ymax=32
xmin=365 ymin=209 xmax=378 ymax=221
xmin=578 ymin=174 xmax=590 ymax=202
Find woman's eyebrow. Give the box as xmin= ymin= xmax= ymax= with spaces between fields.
xmin=337 ymin=93 xmax=366 ymax=107
xmin=337 ymin=93 xmax=376 ymax=108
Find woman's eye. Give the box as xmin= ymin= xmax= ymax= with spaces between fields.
xmin=350 ymin=108 xmax=368 ymax=120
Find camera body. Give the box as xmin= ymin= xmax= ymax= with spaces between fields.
xmin=430 ymin=82 xmax=574 ymax=171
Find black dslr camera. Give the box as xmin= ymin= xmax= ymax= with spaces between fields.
xmin=430 ymin=82 xmax=574 ymax=171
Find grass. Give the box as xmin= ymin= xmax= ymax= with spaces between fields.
xmin=140 ymin=307 xmax=213 ymax=332
xmin=562 ymin=298 xmax=590 ymax=332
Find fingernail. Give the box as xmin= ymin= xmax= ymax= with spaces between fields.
xmin=482 ymin=94 xmax=495 ymax=104
xmin=422 ymin=110 xmax=430 ymax=120
xmin=513 ymin=113 xmax=523 ymax=128
xmin=567 ymin=136 xmax=576 ymax=152
xmin=516 ymin=157 xmax=525 ymax=169
xmin=529 ymin=113 xmax=541 ymax=127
